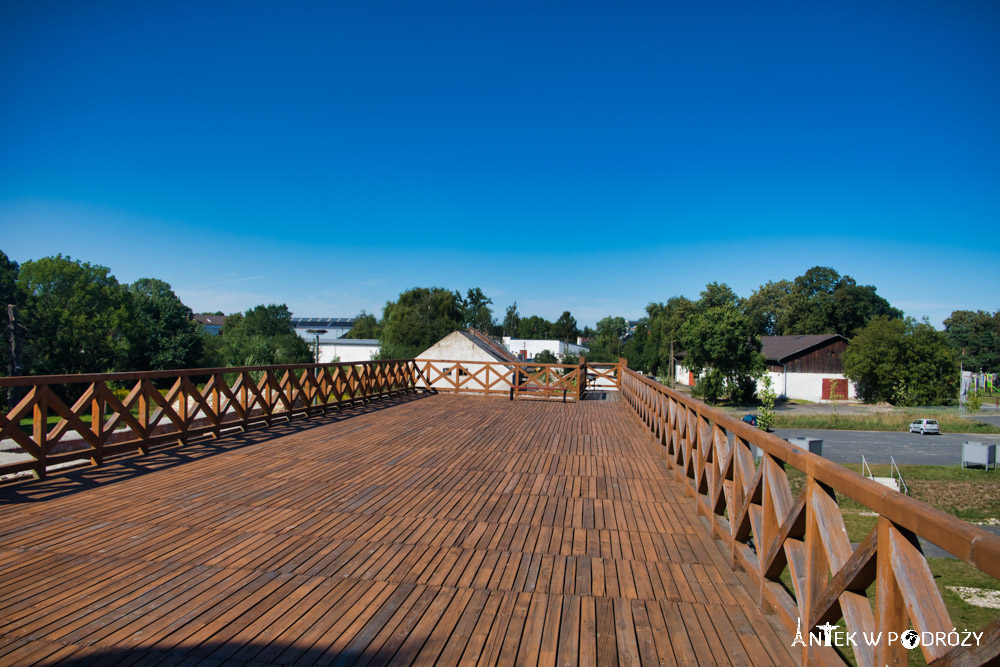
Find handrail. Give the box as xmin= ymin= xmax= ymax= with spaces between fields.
xmin=861 ymin=453 xmax=873 ymax=480
xmin=618 ymin=365 xmax=1000 ymax=666
xmin=889 ymin=455 xmax=909 ymax=496
xmin=412 ymin=358 xmax=622 ymax=399
xmin=0 ymin=359 xmax=419 ymax=482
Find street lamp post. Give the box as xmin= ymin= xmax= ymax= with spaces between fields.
xmin=306 ymin=329 xmax=327 ymax=365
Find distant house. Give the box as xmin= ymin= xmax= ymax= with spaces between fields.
xmin=760 ymin=334 xmax=854 ymax=401
xmin=674 ymin=334 xmax=855 ymax=402
xmin=193 ymin=314 xmax=227 ymax=336
xmin=418 ymin=329 xmax=518 ymax=392
xmin=502 ymin=337 xmax=588 ymax=362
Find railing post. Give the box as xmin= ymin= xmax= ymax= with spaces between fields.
xmin=33 ymin=386 xmax=47 ymax=480
xmin=618 ymin=357 xmax=627 ymax=391
xmin=138 ymin=379 xmax=150 ymax=454
xmin=578 ymin=356 xmax=587 ymax=401
xmin=90 ymin=384 xmax=104 ymax=466
xmin=875 ymin=516 xmax=909 ymax=666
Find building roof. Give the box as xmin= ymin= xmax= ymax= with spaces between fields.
xmin=322 ymin=338 xmax=380 ymax=346
xmin=461 ymin=329 xmax=519 ymax=363
xmin=193 ymin=314 xmax=227 ymax=326
xmin=761 ymin=334 xmax=847 ymax=362
xmin=290 ymin=317 xmax=357 ymax=328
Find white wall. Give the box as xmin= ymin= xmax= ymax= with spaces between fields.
xmin=418 ymin=332 xmax=513 ymax=392
xmin=317 ymin=340 xmax=380 ymax=363
xmin=761 ymin=371 xmax=856 ymax=402
xmin=502 ymin=338 xmax=588 ymax=362
xmin=676 ymin=365 xmax=855 ymax=402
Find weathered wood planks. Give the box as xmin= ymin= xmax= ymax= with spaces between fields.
xmin=0 ymin=393 xmax=795 ymax=665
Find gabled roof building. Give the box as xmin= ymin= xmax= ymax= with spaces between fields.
xmin=675 ymin=333 xmax=855 ymax=402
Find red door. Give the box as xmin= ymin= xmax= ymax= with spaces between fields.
xmin=822 ymin=378 xmax=847 ymax=400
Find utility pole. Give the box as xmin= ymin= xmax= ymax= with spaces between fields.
xmin=669 ymin=340 xmax=675 ymax=387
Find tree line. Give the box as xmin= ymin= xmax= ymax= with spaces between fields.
xmin=0 ymin=252 xmax=312 ymax=407
xmin=4 ymin=250 xmax=995 ymax=408
xmin=346 ymin=287 xmax=585 ymax=360
xmin=614 ymin=267 xmax=994 ymax=406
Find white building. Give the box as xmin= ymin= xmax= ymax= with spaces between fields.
xmin=674 ymin=334 xmax=856 ymax=402
xmin=317 ymin=338 xmax=380 ymax=363
xmin=502 ymin=337 xmax=588 ymax=362
xmin=418 ymin=329 xmax=519 ymax=393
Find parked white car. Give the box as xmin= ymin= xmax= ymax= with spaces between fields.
xmin=909 ymin=419 xmax=940 ymax=435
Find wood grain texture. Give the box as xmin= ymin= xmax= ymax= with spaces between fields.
xmin=0 ymin=392 xmax=795 ymax=665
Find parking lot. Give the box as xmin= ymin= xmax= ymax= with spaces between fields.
xmin=771 ymin=427 xmax=1000 ymax=467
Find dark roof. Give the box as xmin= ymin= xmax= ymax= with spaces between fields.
xmin=290 ymin=317 xmax=357 ymax=328
xmin=193 ymin=314 xmax=227 ymax=326
xmin=460 ymin=329 xmax=519 ymax=363
xmin=761 ymin=335 xmax=847 ymax=362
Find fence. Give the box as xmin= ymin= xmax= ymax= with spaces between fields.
xmin=0 ymin=360 xmax=418 ymax=481
xmin=4 ymin=356 xmax=998 ymax=664
xmin=411 ymin=358 xmax=621 ymax=397
xmin=618 ymin=364 xmax=1000 ymax=666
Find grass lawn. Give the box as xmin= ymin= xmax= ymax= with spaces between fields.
xmin=771 ymin=411 xmax=1000 ymax=434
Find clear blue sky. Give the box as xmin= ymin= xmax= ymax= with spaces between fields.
xmin=2 ymin=1 xmax=998 ymax=328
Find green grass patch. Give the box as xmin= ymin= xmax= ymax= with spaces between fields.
xmin=771 ymin=412 xmax=1000 ymax=434
xmin=19 ymin=414 xmax=94 ymax=429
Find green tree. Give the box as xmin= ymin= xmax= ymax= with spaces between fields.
xmin=645 ymin=296 xmax=696 ymax=378
xmin=778 ymin=267 xmax=900 ymax=338
xmin=344 ymin=311 xmax=381 ymax=339
xmin=0 ymin=250 xmax=20 ymax=408
xmin=503 ymin=303 xmax=520 ymax=337
xmin=220 ymin=304 xmax=312 ymax=366
xmin=757 ymin=373 xmax=776 ymax=431
xmin=379 ymin=287 xmax=464 ymax=359
xmin=698 ymin=282 xmax=741 ymax=310
xmin=622 ymin=318 xmax=654 ymax=374
xmin=534 ymin=349 xmax=558 ymax=364
xmin=843 ymin=316 xmax=958 ymax=405
xmin=121 ymin=278 xmax=204 ymax=372
xmin=966 ymin=389 xmax=982 ymax=414
xmin=679 ymin=284 xmax=764 ymax=403
xmin=462 ymin=288 xmax=494 ymax=332
xmin=560 ymin=351 xmax=580 ymax=365
xmin=517 ymin=315 xmax=551 ymax=339
xmin=0 ymin=250 xmax=19 ymax=378
xmin=744 ymin=280 xmax=793 ymax=336
xmin=944 ymin=310 xmax=1000 ymax=373
xmin=830 ymin=280 xmax=902 ymax=339
xmin=586 ymin=316 xmax=628 ymax=362
xmin=17 ymin=254 xmax=130 ymax=376
xmin=549 ymin=311 xmax=579 ymax=343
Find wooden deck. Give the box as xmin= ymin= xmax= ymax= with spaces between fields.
xmin=0 ymin=392 xmax=796 ymax=666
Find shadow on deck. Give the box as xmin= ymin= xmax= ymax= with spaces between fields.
xmin=0 ymin=393 xmax=796 ymax=666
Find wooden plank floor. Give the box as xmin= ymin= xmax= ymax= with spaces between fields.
xmin=0 ymin=393 xmax=796 ymax=666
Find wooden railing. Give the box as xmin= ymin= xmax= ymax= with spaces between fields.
xmin=0 ymin=360 xmax=418 ymax=481
xmin=411 ymin=358 xmax=622 ymax=398
xmin=5 ymin=355 xmax=997 ymax=664
xmin=618 ymin=365 xmax=1000 ymax=666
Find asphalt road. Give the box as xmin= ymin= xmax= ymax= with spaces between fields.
xmin=771 ymin=428 xmax=1000 ymax=467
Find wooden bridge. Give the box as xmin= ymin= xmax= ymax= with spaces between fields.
xmin=0 ymin=358 xmax=998 ymax=665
